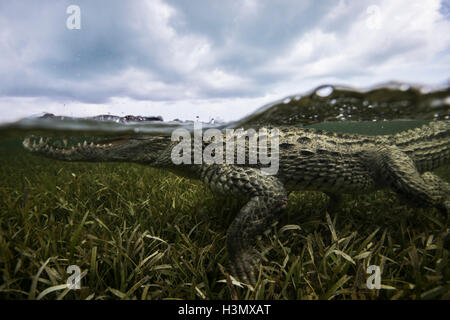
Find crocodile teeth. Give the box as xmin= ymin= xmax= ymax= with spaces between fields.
xmin=39 ymin=137 xmax=44 ymax=145
xmin=77 ymin=143 xmax=81 ymax=147
xmin=83 ymin=141 xmax=87 ymax=147
xmin=63 ymin=139 xmax=68 ymax=147
xmin=90 ymin=142 xmax=94 ymax=147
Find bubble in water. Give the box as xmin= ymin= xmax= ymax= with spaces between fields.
xmin=315 ymin=85 xmax=334 ymax=97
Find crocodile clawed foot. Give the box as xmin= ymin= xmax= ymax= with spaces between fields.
xmin=229 ymin=248 xmax=261 ymax=286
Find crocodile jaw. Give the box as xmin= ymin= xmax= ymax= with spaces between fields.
xmin=23 ymin=135 xmax=173 ymax=164
xmin=23 ymin=136 xmax=132 ymax=161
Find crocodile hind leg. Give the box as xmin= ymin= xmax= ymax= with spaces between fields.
xmin=199 ymin=164 xmax=288 ymax=285
xmin=376 ymin=146 xmax=449 ymax=214
xmin=421 ymin=172 xmax=450 ymax=212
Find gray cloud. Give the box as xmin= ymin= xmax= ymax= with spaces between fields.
xmin=0 ymin=0 xmax=449 ymax=122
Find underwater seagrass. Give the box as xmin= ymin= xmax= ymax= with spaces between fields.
xmin=23 ymin=120 xmax=449 ymax=285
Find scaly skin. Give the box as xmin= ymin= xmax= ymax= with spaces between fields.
xmin=23 ymin=121 xmax=450 ymax=285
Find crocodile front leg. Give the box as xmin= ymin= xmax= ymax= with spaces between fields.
xmin=199 ymin=164 xmax=288 ymax=285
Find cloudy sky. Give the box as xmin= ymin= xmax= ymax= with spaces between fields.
xmin=0 ymin=0 xmax=449 ymax=123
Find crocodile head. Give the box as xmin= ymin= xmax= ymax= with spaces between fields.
xmin=23 ymin=134 xmax=173 ymax=165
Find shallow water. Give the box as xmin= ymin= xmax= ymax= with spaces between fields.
xmin=0 ymin=83 xmax=449 ymax=300
xmin=0 ymin=83 xmax=449 ymax=141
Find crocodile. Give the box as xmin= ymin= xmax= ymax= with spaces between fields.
xmin=23 ymin=120 xmax=450 ymax=285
